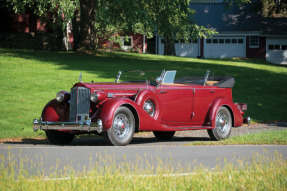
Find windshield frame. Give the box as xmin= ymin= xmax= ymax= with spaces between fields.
xmin=115 ymin=70 xmax=165 ymax=84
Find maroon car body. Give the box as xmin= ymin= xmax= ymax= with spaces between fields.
xmin=33 ymin=70 xmax=249 ymax=146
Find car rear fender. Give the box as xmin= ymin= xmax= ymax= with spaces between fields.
xmin=205 ymin=98 xmax=243 ymax=128
xmin=100 ymin=98 xmax=164 ymax=131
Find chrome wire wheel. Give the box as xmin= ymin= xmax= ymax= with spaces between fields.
xmin=216 ymin=112 xmax=229 ymax=134
xmin=103 ymin=106 xmax=135 ymax=146
xmin=208 ymin=107 xmax=232 ymax=141
xmin=113 ymin=114 xmax=130 ymax=138
xmin=143 ymin=100 xmax=155 ymax=117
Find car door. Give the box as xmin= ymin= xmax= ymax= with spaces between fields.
xmin=157 ymin=85 xmax=194 ymax=125
xmin=191 ymin=87 xmax=215 ymax=124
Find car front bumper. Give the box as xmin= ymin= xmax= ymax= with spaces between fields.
xmin=33 ymin=118 xmax=103 ymax=133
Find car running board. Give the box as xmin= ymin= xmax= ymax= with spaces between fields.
xmin=163 ymin=125 xmax=213 ymax=131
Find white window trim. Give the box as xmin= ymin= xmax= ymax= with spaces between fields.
xmin=249 ymin=36 xmax=259 ymax=48
xmin=121 ymin=36 xmax=133 ymax=50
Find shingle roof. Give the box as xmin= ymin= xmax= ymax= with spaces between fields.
xmin=262 ymin=18 xmax=287 ymax=35
xmin=191 ymin=3 xmax=287 ymax=35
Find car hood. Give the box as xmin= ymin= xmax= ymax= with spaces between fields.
xmin=74 ymin=82 xmax=156 ymax=91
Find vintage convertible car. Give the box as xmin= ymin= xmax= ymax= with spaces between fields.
xmin=33 ymin=70 xmax=250 ymax=146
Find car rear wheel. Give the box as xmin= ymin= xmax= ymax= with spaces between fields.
xmin=208 ymin=106 xmax=232 ymax=141
xmin=103 ymin=106 xmax=135 ymax=146
xmin=45 ymin=130 xmax=75 ymax=145
xmin=153 ymin=131 xmax=175 ymax=140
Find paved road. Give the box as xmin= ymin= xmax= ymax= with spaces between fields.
xmin=0 ymin=124 xmax=286 ymax=176
xmin=1 ymin=143 xmax=286 ymax=176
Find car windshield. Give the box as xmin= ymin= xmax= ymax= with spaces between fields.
xmin=115 ymin=70 xmax=164 ymax=85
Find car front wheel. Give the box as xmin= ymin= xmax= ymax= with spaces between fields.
xmin=208 ymin=106 xmax=232 ymax=141
xmin=103 ymin=106 xmax=135 ymax=146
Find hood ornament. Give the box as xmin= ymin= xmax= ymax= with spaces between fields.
xmin=79 ymin=73 xmax=82 ymax=82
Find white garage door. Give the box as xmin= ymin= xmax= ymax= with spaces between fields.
xmin=158 ymin=38 xmax=199 ymax=57
xmin=204 ymin=37 xmax=245 ymax=58
xmin=266 ymin=38 xmax=287 ymax=65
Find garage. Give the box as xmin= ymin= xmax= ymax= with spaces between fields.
xmin=204 ymin=37 xmax=245 ymax=58
xmin=158 ymin=38 xmax=199 ymax=57
xmin=266 ymin=37 xmax=287 ymax=65
xmin=175 ymin=39 xmax=199 ymax=57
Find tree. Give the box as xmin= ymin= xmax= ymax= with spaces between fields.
xmin=147 ymin=0 xmax=215 ymax=55
xmin=254 ymin=0 xmax=287 ymax=17
xmin=5 ymin=0 xmax=252 ymax=54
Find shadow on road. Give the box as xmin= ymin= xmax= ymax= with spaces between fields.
xmin=2 ymin=135 xmax=211 ymax=146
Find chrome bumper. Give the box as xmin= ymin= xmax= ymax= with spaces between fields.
xmin=33 ymin=118 xmax=103 ymax=133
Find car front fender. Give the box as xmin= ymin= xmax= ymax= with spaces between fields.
xmin=205 ymin=98 xmax=243 ymax=128
xmin=100 ymin=98 xmax=166 ymax=131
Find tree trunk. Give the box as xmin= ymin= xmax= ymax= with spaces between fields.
xmin=78 ymin=0 xmax=95 ymax=52
xmin=164 ymin=37 xmax=176 ymax=56
xmin=72 ymin=9 xmax=80 ymax=51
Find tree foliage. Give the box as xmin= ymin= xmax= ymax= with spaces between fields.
xmin=254 ymin=0 xmax=287 ymax=18
xmin=5 ymin=0 xmax=251 ymax=54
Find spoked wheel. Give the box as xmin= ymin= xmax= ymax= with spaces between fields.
xmin=103 ymin=106 xmax=135 ymax=146
xmin=208 ymin=106 xmax=232 ymax=141
xmin=153 ymin=131 xmax=175 ymax=140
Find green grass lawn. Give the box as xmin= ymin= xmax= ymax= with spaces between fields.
xmin=1 ymin=151 xmax=286 ymax=190
xmin=0 ymin=48 xmax=287 ymax=139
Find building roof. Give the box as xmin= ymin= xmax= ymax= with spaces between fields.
xmin=262 ymin=18 xmax=287 ymax=35
xmin=191 ymin=2 xmax=287 ymax=35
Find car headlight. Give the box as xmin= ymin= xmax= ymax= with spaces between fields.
xmin=56 ymin=91 xmax=70 ymax=102
xmin=90 ymin=92 xmax=98 ymax=102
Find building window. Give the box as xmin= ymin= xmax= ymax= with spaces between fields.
xmin=206 ymin=39 xmax=211 ymax=43
xmin=249 ymin=36 xmax=259 ymax=48
xmin=282 ymin=45 xmax=287 ymax=50
xmin=238 ymin=39 xmax=244 ymax=44
xmin=225 ymin=39 xmax=230 ymax=44
xmin=275 ymin=45 xmax=280 ymax=50
xmin=232 ymin=39 xmax=237 ymax=44
xmin=269 ymin=45 xmax=274 ymax=50
xmin=121 ymin=36 xmax=133 ymax=50
xmin=212 ymin=39 xmax=218 ymax=43
xmin=175 ymin=39 xmax=192 ymax=44
xmin=219 ymin=39 xmax=224 ymax=44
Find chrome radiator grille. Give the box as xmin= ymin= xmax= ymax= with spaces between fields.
xmin=69 ymin=87 xmax=90 ymax=122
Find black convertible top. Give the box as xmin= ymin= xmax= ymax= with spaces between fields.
xmin=211 ymin=76 xmax=235 ymax=88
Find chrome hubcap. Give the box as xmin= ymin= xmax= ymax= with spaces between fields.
xmin=113 ymin=114 xmax=129 ymax=138
xmin=216 ymin=112 xmax=229 ymax=134
xmin=143 ymin=100 xmax=155 ymax=117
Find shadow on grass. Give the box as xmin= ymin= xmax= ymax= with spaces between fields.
xmin=1 ymin=49 xmax=287 ymax=122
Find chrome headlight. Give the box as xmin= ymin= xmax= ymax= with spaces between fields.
xmin=56 ymin=91 xmax=70 ymax=102
xmin=90 ymin=92 xmax=98 ymax=102
xmin=56 ymin=91 xmax=65 ymax=102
